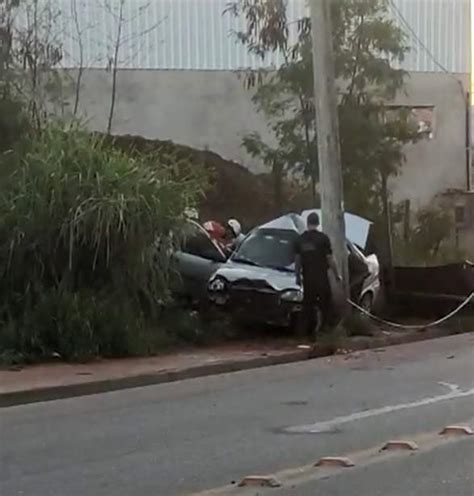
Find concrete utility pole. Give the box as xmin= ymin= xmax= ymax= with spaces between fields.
xmin=310 ymin=0 xmax=349 ymax=302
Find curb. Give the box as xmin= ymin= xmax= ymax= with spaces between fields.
xmin=308 ymin=326 xmax=459 ymax=359
xmin=0 ymin=327 xmax=465 ymax=408
xmin=0 ymin=351 xmax=309 ymax=408
xmin=356 ymin=326 xmax=459 ymax=352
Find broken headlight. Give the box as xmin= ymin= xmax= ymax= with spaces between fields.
xmin=280 ymin=289 xmax=303 ymax=303
xmin=208 ymin=277 xmax=229 ymax=305
xmin=209 ymin=277 xmax=227 ymax=292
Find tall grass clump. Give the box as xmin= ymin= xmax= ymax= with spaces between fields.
xmin=0 ymin=125 xmax=204 ymax=362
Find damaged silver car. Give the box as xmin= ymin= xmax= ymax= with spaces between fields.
xmin=208 ymin=212 xmax=381 ymax=329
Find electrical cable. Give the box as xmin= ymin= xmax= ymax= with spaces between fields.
xmin=388 ymin=0 xmax=451 ymax=74
xmin=348 ymin=292 xmax=474 ymax=330
xmin=388 ymin=0 xmax=468 ymax=104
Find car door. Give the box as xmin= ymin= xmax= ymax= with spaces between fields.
xmin=347 ymin=241 xmax=371 ymax=300
xmin=175 ymin=222 xmax=227 ymax=298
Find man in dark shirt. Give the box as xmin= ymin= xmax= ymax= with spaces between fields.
xmin=294 ymin=212 xmax=342 ymax=336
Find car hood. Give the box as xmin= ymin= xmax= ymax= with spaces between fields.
xmin=301 ymin=209 xmax=372 ymax=249
xmin=214 ymin=262 xmax=298 ymax=292
xmin=255 ymin=211 xmax=373 ymax=250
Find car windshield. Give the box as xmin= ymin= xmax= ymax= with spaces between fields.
xmin=233 ymin=229 xmax=297 ymax=271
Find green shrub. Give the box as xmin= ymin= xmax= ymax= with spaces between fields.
xmin=159 ymin=306 xmax=240 ymax=347
xmin=393 ymin=206 xmax=465 ymax=266
xmin=0 ymin=98 xmax=30 ymax=153
xmin=343 ymin=311 xmax=375 ymax=337
xmin=0 ymin=124 xmax=204 ymax=362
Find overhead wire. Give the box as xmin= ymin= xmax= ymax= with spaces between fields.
xmin=388 ymin=0 xmax=472 ymax=192
xmin=388 ymin=0 xmax=468 ymax=104
xmin=388 ymin=0 xmax=451 ymax=74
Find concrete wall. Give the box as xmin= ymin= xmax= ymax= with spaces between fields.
xmin=389 ymin=72 xmax=469 ymax=209
xmin=73 ymin=69 xmax=469 ymax=210
xmin=74 ymin=69 xmax=273 ymax=172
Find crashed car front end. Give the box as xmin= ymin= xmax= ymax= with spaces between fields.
xmin=208 ymin=211 xmax=381 ymax=327
xmin=209 ymin=273 xmax=303 ymax=326
xmin=208 ymin=218 xmax=306 ymax=325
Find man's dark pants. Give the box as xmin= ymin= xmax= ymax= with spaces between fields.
xmin=302 ymin=283 xmax=331 ymax=337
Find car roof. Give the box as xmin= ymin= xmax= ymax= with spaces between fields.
xmin=257 ymin=213 xmax=306 ymax=234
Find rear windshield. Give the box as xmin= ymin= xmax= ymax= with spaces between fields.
xmin=233 ymin=229 xmax=298 ymax=270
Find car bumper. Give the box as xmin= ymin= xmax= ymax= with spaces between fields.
xmin=209 ymin=289 xmax=302 ymax=326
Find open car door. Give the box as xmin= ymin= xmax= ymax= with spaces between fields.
xmin=175 ymin=221 xmax=227 ymax=298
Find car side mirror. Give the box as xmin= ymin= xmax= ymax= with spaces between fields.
xmin=366 ymin=254 xmax=378 ymax=264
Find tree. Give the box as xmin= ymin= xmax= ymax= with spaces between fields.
xmin=226 ymin=0 xmax=419 ymax=255
xmin=0 ymin=0 xmax=29 ymax=152
xmin=1 ymin=0 xmax=67 ymax=130
xmin=0 ymin=0 xmax=15 ymax=96
xmin=100 ymin=0 xmax=164 ymax=135
xmin=68 ymin=0 xmax=89 ymax=116
xmin=230 ymin=0 xmax=318 ymax=207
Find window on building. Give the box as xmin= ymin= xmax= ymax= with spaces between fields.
xmin=385 ymin=105 xmax=435 ymax=140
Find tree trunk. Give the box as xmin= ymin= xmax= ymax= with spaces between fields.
xmin=380 ymin=172 xmax=394 ymax=291
xmin=107 ymin=0 xmax=124 ymax=135
xmin=71 ymin=0 xmax=84 ymax=116
xmin=272 ymin=161 xmax=284 ymax=214
xmin=403 ymin=199 xmax=410 ymax=243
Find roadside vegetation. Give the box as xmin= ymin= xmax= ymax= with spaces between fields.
xmin=0 ymin=0 xmax=240 ymax=365
xmin=0 ymin=122 xmax=211 ymax=363
xmin=0 ymin=0 xmax=469 ymax=365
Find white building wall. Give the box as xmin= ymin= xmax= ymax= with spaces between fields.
xmin=72 ymin=68 xmax=468 ymax=210
xmin=15 ymin=0 xmax=471 ymax=73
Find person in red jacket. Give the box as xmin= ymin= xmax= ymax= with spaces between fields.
xmin=203 ymin=220 xmax=227 ymax=250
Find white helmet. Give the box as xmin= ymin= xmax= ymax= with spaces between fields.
xmin=227 ymin=218 xmax=241 ymax=237
xmin=184 ymin=207 xmax=199 ymax=221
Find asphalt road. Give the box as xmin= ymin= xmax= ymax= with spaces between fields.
xmin=272 ymin=439 xmax=474 ymax=496
xmin=1 ymin=334 xmax=473 ymax=496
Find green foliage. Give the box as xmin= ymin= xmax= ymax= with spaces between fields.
xmin=0 ymin=0 xmax=69 ymax=129
xmin=1 ymin=1 xmax=30 ymax=151
xmin=227 ymin=0 xmax=419 ymax=218
xmin=0 ymin=297 xmax=238 ymax=365
xmin=159 ymin=306 xmax=239 ymax=347
xmin=0 ymin=98 xmax=29 ymax=152
xmin=0 ymin=288 xmax=157 ymax=362
xmin=343 ymin=311 xmax=375 ymax=337
xmin=393 ymin=206 xmax=464 ymax=266
xmin=0 ymin=125 xmax=204 ymax=362
xmin=315 ymin=325 xmax=348 ymax=353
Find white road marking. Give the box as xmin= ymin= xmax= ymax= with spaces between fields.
xmin=286 ymin=384 xmax=474 ymax=433
xmin=438 ymin=381 xmax=462 ymax=393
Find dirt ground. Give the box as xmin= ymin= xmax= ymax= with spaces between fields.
xmin=104 ymin=133 xmax=316 ymax=229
